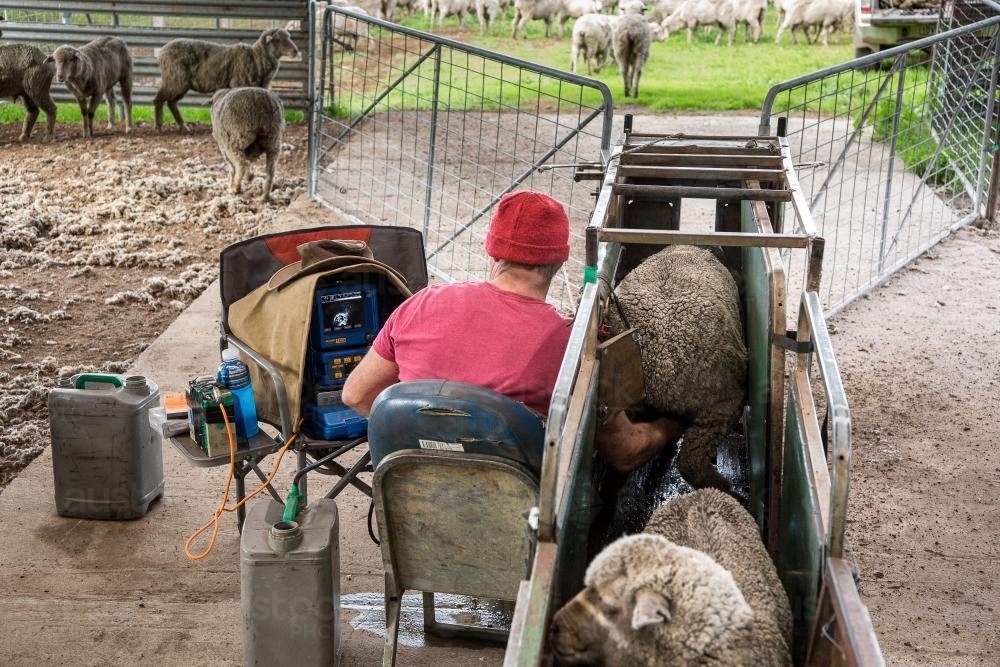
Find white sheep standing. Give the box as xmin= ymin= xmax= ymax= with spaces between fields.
xmin=616 ymin=0 xmax=647 ymax=14
xmin=775 ymin=0 xmax=853 ymax=46
xmin=603 ymin=245 xmax=746 ymax=492
xmin=549 ymin=489 xmax=793 ymax=666
xmin=570 ymin=13 xmax=616 ymax=74
xmin=557 ymin=0 xmax=606 ymax=35
xmin=646 ymin=0 xmax=682 ymax=22
xmin=728 ymin=0 xmax=767 ymax=43
xmin=153 ymin=28 xmax=300 ymax=133
xmin=512 ymin=0 xmax=594 ymax=38
xmin=288 ymin=3 xmax=374 ymax=53
xmin=612 ymin=13 xmax=651 ymax=98
xmin=0 ymin=43 xmax=57 ymax=142
xmin=46 ymin=36 xmax=133 ymax=139
xmin=661 ymin=0 xmax=737 ymax=46
xmin=476 ymin=0 xmax=502 ymax=34
xmin=210 ymin=87 xmax=285 ymax=203
xmin=432 ymin=0 xmax=473 ymax=26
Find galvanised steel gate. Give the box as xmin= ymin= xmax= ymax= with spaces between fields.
xmin=306 ymin=2 xmax=613 ymax=314
xmin=760 ymin=0 xmax=1000 ymax=318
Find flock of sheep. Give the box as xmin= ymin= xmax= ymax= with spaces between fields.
xmin=0 ymin=27 xmax=300 ymax=200
xmin=334 ymin=0 xmax=854 ymax=97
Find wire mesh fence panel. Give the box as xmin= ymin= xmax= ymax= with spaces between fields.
xmin=308 ymin=6 xmax=613 ymax=315
xmin=760 ymin=1 xmax=1000 ymax=320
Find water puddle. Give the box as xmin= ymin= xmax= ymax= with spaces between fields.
xmin=342 ymin=592 xmax=513 ymax=646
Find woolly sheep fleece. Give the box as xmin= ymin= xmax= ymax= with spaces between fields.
xmin=549 ymin=489 xmax=792 ymax=666
xmin=211 ymin=87 xmax=285 ymax=202
xmin=0 ymin=43 xmax=57 ymax=142
xmin=604 ymin=244 xmax=747 ymax=492
xmin=154 ymin=28 xmax=299 ymax=131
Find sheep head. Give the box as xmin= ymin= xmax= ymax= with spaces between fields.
xmin=549 ymin=534 xmax=754 ymax=666
xmin=262 ymin=28 xmax=301 ymax=60
xmin=46 ymin=45 xmax=87 ymax=84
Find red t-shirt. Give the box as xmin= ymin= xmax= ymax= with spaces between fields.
xmin=372 ymin=282 xmax=573 ymax=415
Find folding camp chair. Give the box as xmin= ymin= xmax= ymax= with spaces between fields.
xmin=217 ymin=225 xmax=428 ymax=509
xmin=367 ymin=380 xmax=544 ymax=667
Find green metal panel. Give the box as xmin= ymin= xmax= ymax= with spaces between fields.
xmin=741 ymin=200 xmax=771 ymax=534
xmin=779 ymin=394 xmax=823 ymax=665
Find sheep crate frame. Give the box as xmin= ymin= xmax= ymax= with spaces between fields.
xmin=507 ymin=125 xmax=884 ymax=666
xmin=0 ymin=1 xmax=311 ymax=110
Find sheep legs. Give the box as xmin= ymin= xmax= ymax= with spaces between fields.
xmin=119 ymin=76 xmax=133 ymax=134
xmin=19 ymin=98 xmax=56 ymax=143
xmin=261 ymin=150 xmax=278 ymax=202
xmin=675 ymin=400 xmax=743 ymax=494
xmin=154 ymin=91 xmax=188 ymax=132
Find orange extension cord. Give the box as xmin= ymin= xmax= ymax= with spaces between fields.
xmin=184 ymin=408 xmax=299 ymax=561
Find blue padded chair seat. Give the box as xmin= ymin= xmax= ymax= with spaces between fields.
xmin=367 ymin=380 xmax=545 ymax=474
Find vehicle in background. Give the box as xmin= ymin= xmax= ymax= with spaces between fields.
xmin=854 ymin=0 xmax=940 ymax=57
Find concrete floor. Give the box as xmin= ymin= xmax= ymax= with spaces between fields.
xmin=0 ymin=200 xmax=506 ymax=666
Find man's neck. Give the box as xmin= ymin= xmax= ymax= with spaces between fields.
xmin=489 ymin=266 xmax=551 ymax=301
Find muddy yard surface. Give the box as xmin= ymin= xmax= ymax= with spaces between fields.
xmin=1 ymin=114 xmax=998 ymax=665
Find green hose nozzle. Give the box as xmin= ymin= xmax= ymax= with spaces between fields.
xmin=282 ymin=483 xmax=302 ymax=522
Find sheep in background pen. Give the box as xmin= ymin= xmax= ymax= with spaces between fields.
xmin=571 ymin=13 xmax=615 ymax=74
xmin=550 ymin=488 xmax=793 ymax=666
xmin=728 ymin=0 xmax=767 ymax=43
xmin=661 ymin=0 xmax=737 ymax=45
xmin=557 ymin=0 xmax=606 ymax=36
xmin=775 ymin=0 xmax=853 ymax=45
xmin=0 ymin=43 xmax=57 ymax=142
xmin=476 ymin=0 xmax=503 ymax=34
xmin=210 ymin=87 xmax=285 ymax=203
xmin=617 ymin=0 xmax=647 ymax=14
xmin=612 ymin=13 xmax=651 ymax=98
xmin=646 ymin=0 xmax=682 ymax=22
xmin=512 ymin=0 xmax=600 ymax=38
xmin=287 ymin=3 xmax=374 ymax=53
xmin=46 ymin=36 xmax=133 ymax=139
xmin=431 ymin=0 xmax=473 ymax=26
xmin=154 ymin=28 xmax=299 ymax=133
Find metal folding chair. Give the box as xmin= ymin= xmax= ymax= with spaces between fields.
xmin=367 ymin=380 xmax=544 ymax=666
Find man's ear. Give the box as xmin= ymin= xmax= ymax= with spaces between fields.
xmin=632 ymin=589 xmax=671 ymax=630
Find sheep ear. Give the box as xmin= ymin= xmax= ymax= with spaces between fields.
xmin=44 ymin=54 xmax=54 ymax=63
xmin=631 ymin=590 xmax=671 ymax=630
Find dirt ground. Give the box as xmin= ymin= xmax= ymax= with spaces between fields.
xmin=1 ymin=113 xmax=998 ymax=664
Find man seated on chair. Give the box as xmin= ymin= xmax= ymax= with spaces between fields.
xmin=343 ymin=190 xmax=572 ymax=418
xmin=342 ymin=189 xmax=677 ymax=471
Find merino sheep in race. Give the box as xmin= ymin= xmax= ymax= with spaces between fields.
xmin=775 ymin=0 xmax=853 ymax=45
xmin=46 ymin=37 xmax=133 ymax=138
xmin=211 ymin=87 xmax=285 ymax=202
xmin=571 ymin=13 xmax=616 ymax=74
xmin=550 ymin=489 xmax=793 ymax=666
xmin=662 ymin=0 xmax=737 ymax=46
xmin=603 ymin=245 xmax=746 ymax=492
xmin=154 ymin=28 xmax=299 ymax=132
xmin=612 ymin=14 xmax=651 ymax=99
xmin=476 ymin=0 xmax=502 ymax=34
xmin=0 ymin=43 xmax=57 ymax=142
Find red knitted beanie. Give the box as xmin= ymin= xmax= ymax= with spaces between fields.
xmin=485 ymin=191 xmax=570 ymax=265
